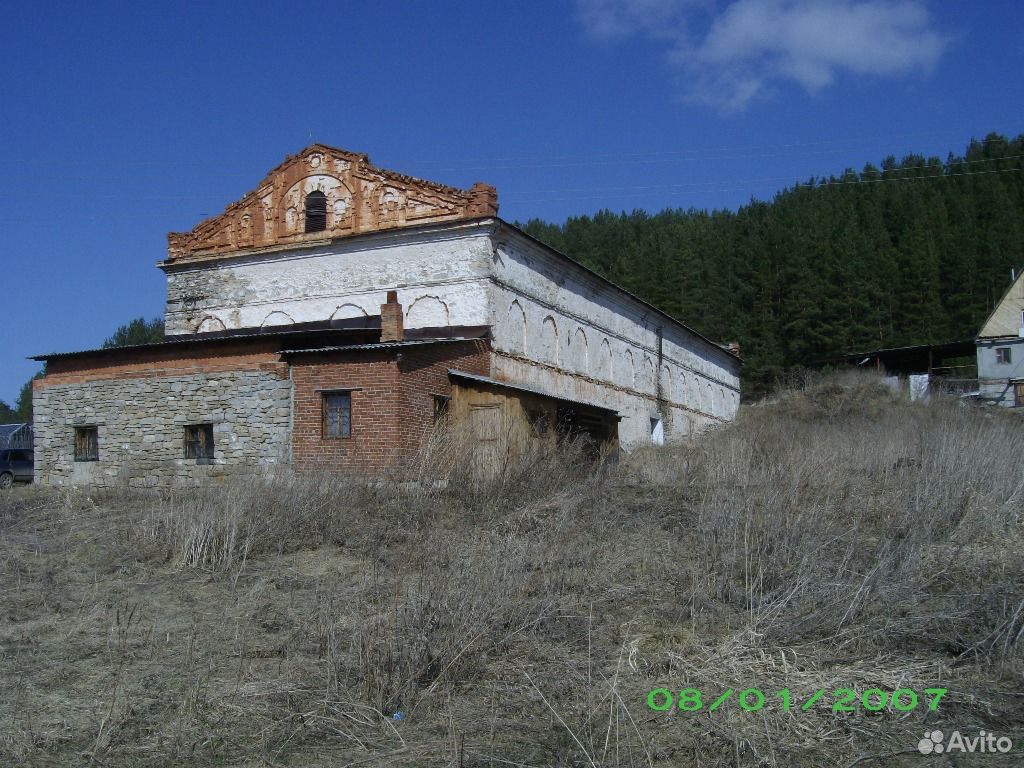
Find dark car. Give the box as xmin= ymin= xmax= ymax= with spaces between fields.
xmin=0 ymin=449 xmax=33 ymax=487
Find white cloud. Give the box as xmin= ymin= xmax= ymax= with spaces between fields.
xmin=576 ymin=0 xmax=949 ymax=111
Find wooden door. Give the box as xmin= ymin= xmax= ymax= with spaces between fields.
xmin=470 ymin=404 xmax=502 ymax=479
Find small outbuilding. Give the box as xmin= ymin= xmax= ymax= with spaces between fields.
xmin=448 ymin=370 xmax=619 ymax=476
xmin=845 ymin=339 xmax=976 ymax=400
xmin=976 ymin=269 xmax=1024 ymax=407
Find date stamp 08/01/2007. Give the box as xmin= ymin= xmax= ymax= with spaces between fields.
xmin=646 ymin=687 xmax=947 ymax=714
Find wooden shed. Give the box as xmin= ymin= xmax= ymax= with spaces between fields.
xmin=447 ymin=370 xmax=619 ymax=476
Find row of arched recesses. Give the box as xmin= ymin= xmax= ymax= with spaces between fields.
xmin=194 ymin=310 xmax=312 ymax=333
xmin=506 ymin=302 xmax=736 ymax=416
xmin=191 ymin=295 xmax=453 ymax=333
xmin=331 ymin=296 xmax=449 ymax=328
xmin=195 ymin=312 xmax=303 ymax=333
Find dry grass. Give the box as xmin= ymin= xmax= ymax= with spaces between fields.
xmin=1 ymin=372 xmax=1022 ymax=766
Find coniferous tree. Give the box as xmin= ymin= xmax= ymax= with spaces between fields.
xmin=518 ymin=133 xmax=1024 ymax=396
xmin=101 ymin=317 xmax=165 ymax=349
xmin=0 ymin=401 xmax=17 ymax=423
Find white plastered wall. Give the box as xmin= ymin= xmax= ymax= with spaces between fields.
xmin=487 ymin=229 xmax=740 ymax=447
xmin=160 ymin=220 xmax=741 ymax=447
xmin=163 ymin=224 xmax=496 ymax=335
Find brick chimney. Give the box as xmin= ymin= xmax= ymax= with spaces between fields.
xmin=380 ymin=290 xmax=404 ymax=342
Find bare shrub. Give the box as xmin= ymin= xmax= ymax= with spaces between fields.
xmin=407 ymin=419 xmax=606 ymax=513
xmin=136 ymin=426 xmax=605 ymax=572
xmin=680 ymin=375 xmax=1024 ymax=655
xmin=3 ymin=371 xmax=1022 ymax=766
xmin=137 ymin=471 xmax=367 ymax=570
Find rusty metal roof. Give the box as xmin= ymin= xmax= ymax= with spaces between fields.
xmin=29 ymin=326 xmax=380 ymax=362
xmin=282 ymin=338 xmax=483 ymax=355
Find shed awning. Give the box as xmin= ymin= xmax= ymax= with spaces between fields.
xmin=448 ymin=370 xmax=620 ymax=416
xmin=843 ymin=339 xmax=975 ymax=375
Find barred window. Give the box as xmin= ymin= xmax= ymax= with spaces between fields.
xmin=184 ymin=424 xmax=215 ymax=463
xmin=74 ymin=426 xmax=98 ymax=462
xmin=323 ymin=392 xmax=352 ymax=439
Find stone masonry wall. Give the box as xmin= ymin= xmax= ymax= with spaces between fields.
xmin=34 ymin=368 xmax=291 ymax=488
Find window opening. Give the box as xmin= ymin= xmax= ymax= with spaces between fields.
xmin=74 ymin=426 xmax=99 ymax=462
xmin=184 ymin=424 xmax=215 ymax=463
xmin=323 ymin=392 xmax=352 ymax=439
xmin=305 ymin=191 xmax=327 ymax=232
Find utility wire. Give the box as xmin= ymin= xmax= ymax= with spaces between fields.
xmin=501 ymin=167 xmax=1024 ymax=204
xmin=499 ymin=156 xmax=1024 ymax=197
xmin=0 ymin=129 xmax=1009 ymax=174
xmin=0 ymin=164 xmax=1019 ymax=220
xmin=0 ymin=155 xmax=1020 ymax=202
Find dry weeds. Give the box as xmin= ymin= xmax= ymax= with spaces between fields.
xmin=1 ymin=372 xmax=1022 ymax=766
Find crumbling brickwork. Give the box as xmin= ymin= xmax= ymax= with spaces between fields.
xmin=161 ymin=224 xmax=494 ymax=336
xmin=380 ymin=291 xmax=404 ymax=343
xmin=165 ymin=144 xmax=497 ymax=262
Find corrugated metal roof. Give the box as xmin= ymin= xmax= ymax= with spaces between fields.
xmin=30 ymin=327 xmax=384 ymax=361
xmin=282 ymin=337 xmax=482 ymax=355
xmin=846 ymin=338 xmax=976 ymax=359
xmin=447 ymin=370 xmax=620 ymax=415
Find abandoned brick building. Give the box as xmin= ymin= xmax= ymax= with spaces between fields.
xmin=32 ymin=144 xmax=741 ymax=486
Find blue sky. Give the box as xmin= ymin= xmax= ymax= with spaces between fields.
xmin=1 ymin=0 xmax=1021 ymax=405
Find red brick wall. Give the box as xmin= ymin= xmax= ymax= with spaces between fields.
xmin=290 ymin=340 xmax=489 ymax=473
xmin=37 ymin=336 xmax=490 ymax=477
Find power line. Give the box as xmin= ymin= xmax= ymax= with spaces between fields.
xmin=501 ymin=167 xmax=1024 ymax=204
xmin=0 ymin=154 xmax=1018 ymax=203
xmin=0 ymin=128 xmax=1013 ymax=176
xmin=0 ymin=140 xmax=994 ymax=179
xmin=501 ymin=163 xmax=1024 ymax=200
xmin=0 ymin=163 xmax=1018 ymax=221
xmin=400 ymin=128 xmax=1017 ymax=167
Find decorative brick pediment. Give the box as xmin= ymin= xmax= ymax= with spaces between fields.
xmin=166 ymin=144 xmax=498 ymax=262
